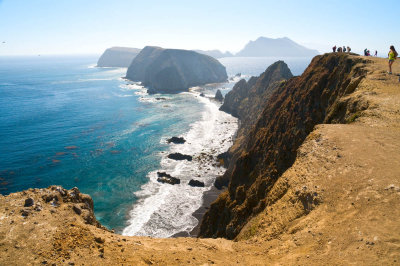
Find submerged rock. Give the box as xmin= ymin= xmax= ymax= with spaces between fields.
xmin=188 ymin=179 xmax=205 ymax=187
xmin=167 ymin=137 xmax=186 ymax=144
xmin=168 ymin=153 xmax=193 ymax=161
xmin=157 ymin=172 xmax=181 ymax=185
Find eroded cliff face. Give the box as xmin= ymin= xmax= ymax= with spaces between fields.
xmin=200 ymin=53 xmax=369 ymax=239
xmin=216 ymin=61 xmax=293 ymax=188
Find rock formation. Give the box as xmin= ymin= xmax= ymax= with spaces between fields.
xmin=199 ymin=53 xmax=369 ymax=239
xmin=215 ymin=89 xmax=224 ymax=102
xmin=96 ymin=47 xmax=141 ymax=67
xmin=188 ymin=179 xmax=205 ymax=187
xmin=2 ymin=55 xmax=400 ymax=265
xmin=236 ymin=37 xmax=319 ymax=57
xmin=215 ymin=61 xmax=293 ymax=188
xmin=157 ymin=172 xmax=181 ymax=185
xmin=167 ymin=153 xmax=193 ymax=161
xmin=166 ymin=136 xmax=186 ymax=144
xmin=125 ymin=46 xmax=228 ymax=93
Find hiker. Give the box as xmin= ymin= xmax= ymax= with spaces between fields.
xmin=347 ymin=46 xmax=351 ymax=53
xmin=388 ymin=45 xmax=398 ymax=74
xmin=332 ymin=45 xmax=337 ymax=52
xmin=343 ymin=46 xmax=346 ymax=52
xmin=364 ymin=49 xmax=368 ymax=56
xmin=374 ymin=50 xmax=378 ymax=56
xmin=337 ymin=47 xmax=342 ymax=52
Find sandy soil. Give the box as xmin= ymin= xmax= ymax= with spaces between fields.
xmin=0 ymin=56 xmax=399 ymax=265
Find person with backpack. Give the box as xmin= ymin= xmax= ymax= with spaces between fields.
xmin=388 ymin=45 xmax=398 ymax=74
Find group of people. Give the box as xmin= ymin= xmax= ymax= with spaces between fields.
xmin=332 ymin=45 xmax=351 ymax=53
xmin=332 ymin=44 xmax=397 ymax=75
xmin=363 ymin=49 xmax=378 ymax=56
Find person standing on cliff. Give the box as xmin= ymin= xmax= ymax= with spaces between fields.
xmin=388 ymin=45 xmax=398 ymax=74
xmin=375 ymin=50 xmax=378 ymax=56
xmin=332 ymin=45 xmax=337 ymax=52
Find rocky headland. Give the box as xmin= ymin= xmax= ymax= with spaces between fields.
xmin=125 ymin=46 xmax=228 ymax=94
xmin=97 ymin=47 xmax=141 ymax=67
xmin=1 ymin=54 xmax=400 ymax=265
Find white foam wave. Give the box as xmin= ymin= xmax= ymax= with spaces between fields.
xmin=122 ymin=93 xmax=238 ymax=238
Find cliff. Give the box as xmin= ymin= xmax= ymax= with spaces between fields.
xmin=236 ymin=36 xmax=319 ymax=57
xmin=216 ymin=61 xmax=293 ymax=188
xmin=199 ymin=53 xmax=371 ymax=239
xmin=97 ymin=47 xmax=141 ymax=67
xmin=1 ymin=55 xmax=400 ymax=265
xmin=125 ymin=46 xmax=228 ymax=93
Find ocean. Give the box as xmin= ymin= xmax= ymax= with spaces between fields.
xmin=0 ymin=55 xmax=312 ymax=237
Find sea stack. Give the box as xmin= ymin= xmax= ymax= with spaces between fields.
xmin=97 ymin=47 xmax=141 ymax=67
xmin=125 ymin=46 xmax=228 ymax=94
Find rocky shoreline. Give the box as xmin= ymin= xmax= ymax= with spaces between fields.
xmin=1 ymin=55 xmax=400 ymax=265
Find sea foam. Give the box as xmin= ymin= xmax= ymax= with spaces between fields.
xmin=122 ymin=93 xmax=237 ymax=237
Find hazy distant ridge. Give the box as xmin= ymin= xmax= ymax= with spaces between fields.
xmin=236 ymin=37 xmax=319 ymax=57
xmin=97 ymin=47 xmax=141 ymax=67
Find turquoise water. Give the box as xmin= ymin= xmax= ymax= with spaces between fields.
xmin=0 ymin=55 xmax=202 ymax=231
xmin=0 ymin=55 xmax=312 ymax=235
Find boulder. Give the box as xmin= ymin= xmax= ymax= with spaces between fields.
xmin=167 ymin=153 xmax=193 ymax=161
xmin=157 ymin=172 xmax=180 ymax=185
xmin=188 ymin=179 xmax=205 ymax=187
xmin=24 ymin=198 xmax=34 ymax=207
xmin=167 ymin=137 xmax=186 ymax=144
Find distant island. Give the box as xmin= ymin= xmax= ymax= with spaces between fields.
xmin=97 ymin=37 xmax=319 ymax=69
xmin=125 ymin=46 xmax=227 ymax=94
xmin=236 ymin=36 xmax=319 ymax=57
xmin=97 ymin=47 xmax=141 ymax=67
xmin=194 ymin=50 xmax=233 ymax=58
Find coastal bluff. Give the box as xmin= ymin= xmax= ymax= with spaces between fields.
xmin=1 ymin=55 xmax=400 ymax=265
xmin=125 ymin=46 xmax=228 ymax=94
xmin=97 ymin=47 xmax=141 ymax=67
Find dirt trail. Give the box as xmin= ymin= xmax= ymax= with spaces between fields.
xmin=0 ymin=56 xmax=399 ymax=265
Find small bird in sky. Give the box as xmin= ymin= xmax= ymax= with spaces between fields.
xmin=2 ymin=41 xmax=5 ymax=44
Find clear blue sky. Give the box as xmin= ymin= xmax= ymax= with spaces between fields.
xmin=0 ymin=0 xmax=399 ymax=56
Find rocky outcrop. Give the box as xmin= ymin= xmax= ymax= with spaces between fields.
xmin=167 ymin=137 xmax=186 ymax=144
xmin=125 ymin=46 xmax=228 ymax=93
xmin=157 ymin=172 xmax=180 ymax=185
xmin=97 ymin=47 xmax=141 ymax=67
xmin=236 ymin=37 xmax=319 ymax=57
xmin=168 ymin=153 xmax=193 ymax=161
xmin=188 ymin=179 xmax=205 ymax=187
xmin=216 ymin=61 xmax=293 ymax=188
xmin=215 ymin=89 xmax=224 ymax=102
xmin=199 ymin=53 xmax=368 ymax=239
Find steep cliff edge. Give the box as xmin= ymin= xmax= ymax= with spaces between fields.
xmin=97 ymin=47 xmax=141 ymax=67
xmin=200 ymin=53 xmax=371 ymax=239
xmin=126 ymin=46 xmax=227 ymax=94
xmin=216 ymin=61 xmax=293 ymax=188
xmin=1 ymin=55 xmax=400 ymax=265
